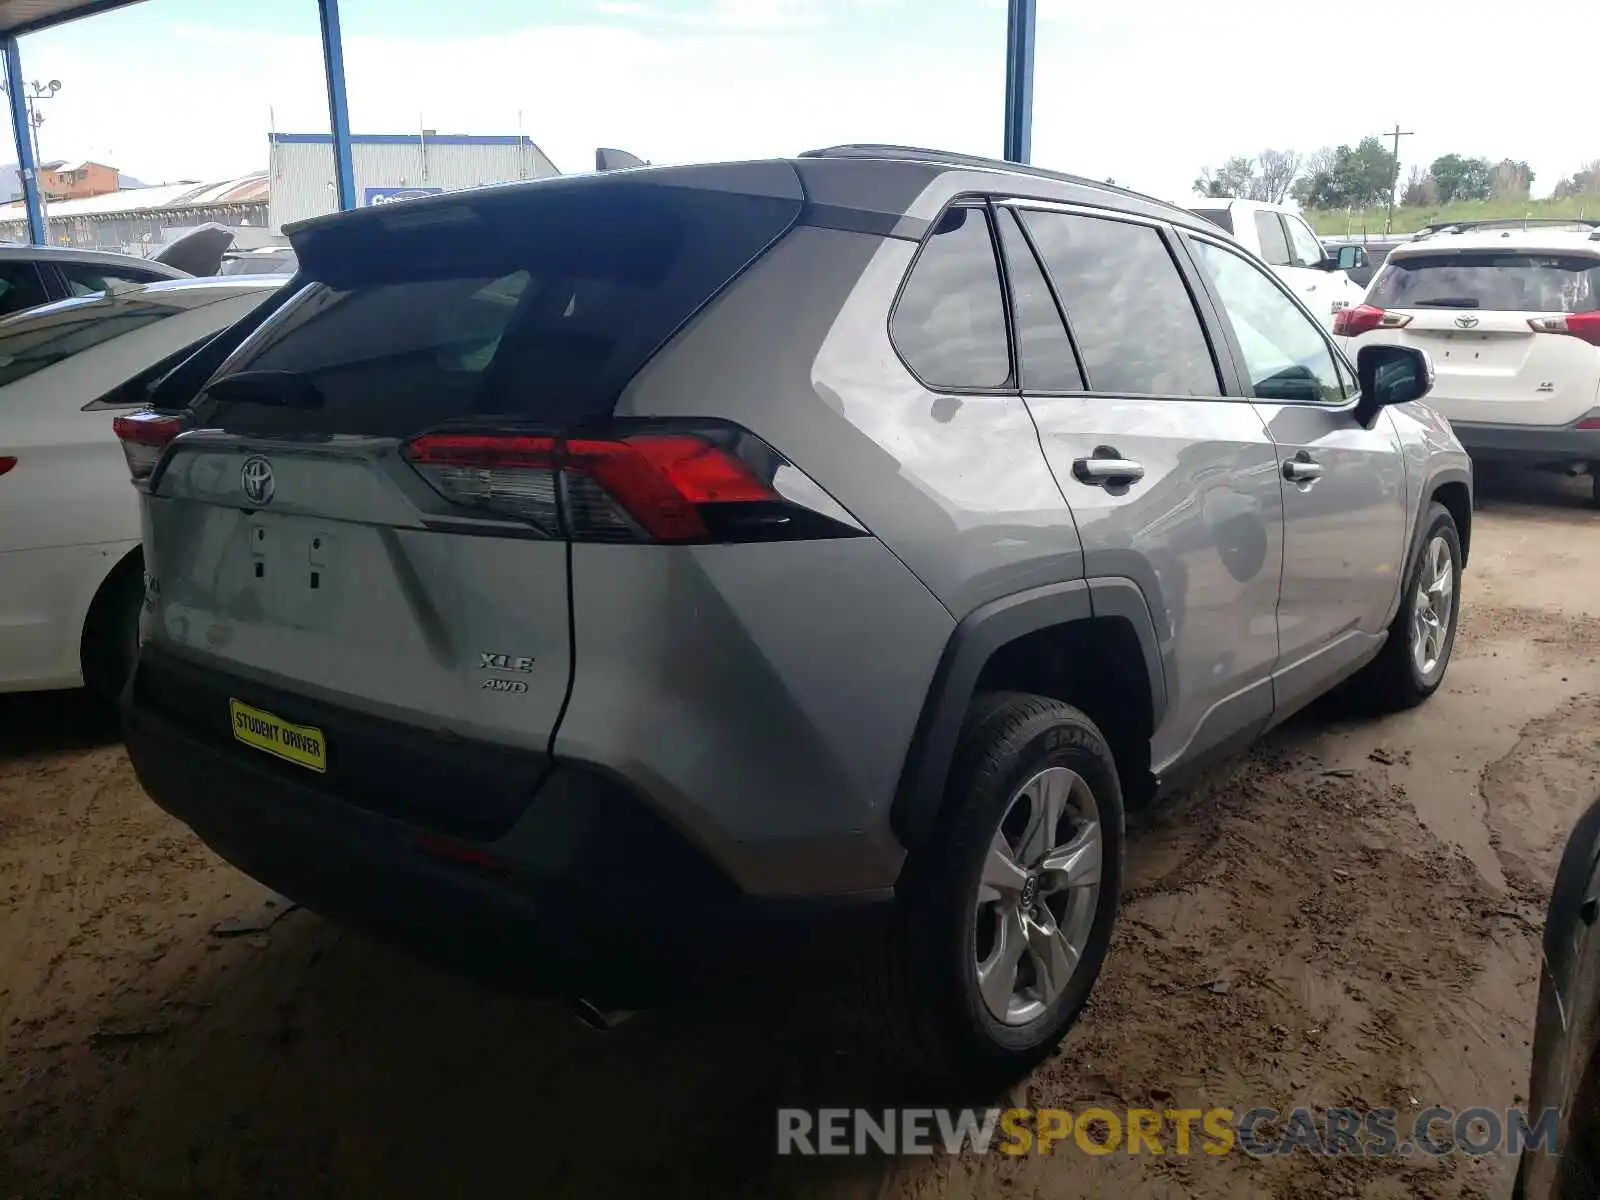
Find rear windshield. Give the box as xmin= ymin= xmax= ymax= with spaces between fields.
xmin=1367 ymin=252 xmax=1600 ymax=313
xmin=1189 ymin=207 xmax=1234 ymax=235
xmin=202 ymin=182 xmax=801 ymax=436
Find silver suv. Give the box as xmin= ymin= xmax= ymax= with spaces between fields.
xmin=118 ymin=146 xmax=1471 ymax=1085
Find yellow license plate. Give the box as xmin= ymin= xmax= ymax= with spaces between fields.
xmin=230 ymin=698 xmax=327 ymax=773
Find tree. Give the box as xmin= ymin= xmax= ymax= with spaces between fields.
xmin=1430 ymin=153 xmax=1492 ymax=203
xmin=1256 ymin=149 xmax=1302 ymax=204
xmin=1401 ymin=164 xmax=1438 ymax=208
xmin=1553 ymin=159 xmax=1600 ymax=200
xmin=1489 ymin=158 xmax=1534 ymax=201
xmin=1192 ymin=149 xmax=1302 ymax=202
xmin=1192 ymin=156 xmax=1256 ymax=199
xmin=1296 ymin=138 xmax=1397 ymax=209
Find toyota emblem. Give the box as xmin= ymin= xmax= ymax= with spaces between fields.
xmin=240 ymin=456 xmax=275 ymax=506
xmin=1454 ymin=314 xmax=1480 ymax=329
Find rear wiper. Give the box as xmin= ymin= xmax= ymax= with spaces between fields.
xmin=206 ymin=369 xmax=324 ymax=408
xmin=1410 ymin=297 xmax=1481 ymax=308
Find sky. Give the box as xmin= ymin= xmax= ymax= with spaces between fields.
xmin=14 ymin=0 xmax=1599 ymax=205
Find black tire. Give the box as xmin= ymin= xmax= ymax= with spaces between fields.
xmin=80 ymin=554 xmax=144 ymax=703
xmin=872 ymin=692 xmax=1124 ymax=1088
xmin=1352 ymin=502 xmax=1462 ymax=712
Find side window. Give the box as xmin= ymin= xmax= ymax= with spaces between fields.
xmin=891 ymin=206 xmax=1011 ymax=390
xmin=1253 ymin=212 xmax=1292 ymax=267
xmin=1284 ymin=217 xmax=1326 ymax=270
xmin=1189 ymin=237 xmax=1347 ymax=405
xmin=996 ymin=209 xmax=1083 ymax=391
xmin=1019 ymin=209 xmax=1221 ymax=397
xmin=59 ymin=263 xmax=161 ymax=297
xmin=0 ymin=263 xmax=51 ymax=318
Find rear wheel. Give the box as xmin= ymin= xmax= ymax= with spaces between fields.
xmin=1352 ymin=502 xmax=1462 ymax=712
xmin=872 ymin=693 xmax=1124 ymax=1087
xmin=80 ymin=556 xmax=143 ymax=703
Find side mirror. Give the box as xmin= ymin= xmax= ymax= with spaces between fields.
xmin=1330 ymin=244 xmax=1368 ymax=272
xmin=1354 ymin=344 xmax=1433 ymax=426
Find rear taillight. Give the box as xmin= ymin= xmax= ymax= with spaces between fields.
xmin=1332 ymin=304 xmax=1412 ymax=337
xmin=1527 ymin=312 xmax=1600 ymax=348
xmin=402 ymin=427 xmax=860 ymax=544
xmin=0 ymin=456 xmax=16 ymax=477
xmin=112 ymin=409 xmax=189 ymax=481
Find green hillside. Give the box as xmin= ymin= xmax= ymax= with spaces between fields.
xmin=1306 ymin=196 xmax=1597 ymax=237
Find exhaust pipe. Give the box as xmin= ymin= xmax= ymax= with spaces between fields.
xmin=571 ymin=998 xmax=638 ymax=1031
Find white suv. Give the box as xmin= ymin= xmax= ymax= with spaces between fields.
xmin=1335 ymin=220 xmax=1600 ymax=502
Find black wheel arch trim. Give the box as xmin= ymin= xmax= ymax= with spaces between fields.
xmin=892 ymin=577 xmax=1167 ymax=847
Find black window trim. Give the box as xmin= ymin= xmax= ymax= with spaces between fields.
xmin=887 ymin=195 xmax=1020 ymax=397
xmin=998 ymin=206 xmax=1089 ymax=391
xmin=1181 ymin=229 xmax=1362 ymax=412
xmin=995 ymin=197 xmax=1236 ymax=403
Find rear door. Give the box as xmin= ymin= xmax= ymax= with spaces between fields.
xmin=1360 ymin=249 xmax=1600 ymax=425
xmin=1002 ymin=201 xmax=1286 ymax=777
xmin=138 ymin=173 xmax=804 ymax=769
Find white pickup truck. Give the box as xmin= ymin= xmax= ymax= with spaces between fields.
xmin=1186 ymin=198 xmax=1368 ymax=329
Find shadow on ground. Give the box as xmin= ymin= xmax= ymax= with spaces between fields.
xmin=0 ymin=688 xmax=119 ymax=761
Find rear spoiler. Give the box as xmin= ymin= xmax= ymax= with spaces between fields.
xmin=145 ymin=277 xmax=302 ymax=412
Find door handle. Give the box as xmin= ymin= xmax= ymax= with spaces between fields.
xmin=1282 ymin=455 xmax=1324 ymax=483
xmin=1072 ymin=447 xmax=1146 ymax=488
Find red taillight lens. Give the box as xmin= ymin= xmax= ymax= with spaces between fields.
xmin=0 ymin=456 xmax=16 ymax=476
xmin=112 ymin=409 xmax=189 ymax=481
xmin=402 ymin=429 xmax=823 ymax=544
xmin=1332 ymin=304 xmax=1412 ymax=337
xmin=566 ymin=435 xmax=773 ymax=542
xmin=1528 ymin=312 xmax=1600 ymax=348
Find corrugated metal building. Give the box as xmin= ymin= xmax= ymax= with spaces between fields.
xmin=0 ymin=172 xmax=269 ymax=254
xmin=268 ymin=133 xmax=559 ymax=231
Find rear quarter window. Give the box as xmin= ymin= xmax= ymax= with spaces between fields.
xmin=891 ymin=206 xmax=1012 ymax=390
xmin=1369 ymin=252 xmax=1600 ymax=313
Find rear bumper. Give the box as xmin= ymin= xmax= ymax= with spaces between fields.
xmin=122 ymin=654 xmax=892 ymax=1006
xmin=1449 ymin=412 xmax=1600 ymax=467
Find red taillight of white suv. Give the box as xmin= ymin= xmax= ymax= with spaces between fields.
xmin=1527 ymin=312 xmax=1600 ymax=348
xmin=402 ymin=426 xmax=861 ymax=544
xmin=112 ymin=409 xmax=190 ymax=482
xmin=1332 ymin=304 xmax=1414 ymax=337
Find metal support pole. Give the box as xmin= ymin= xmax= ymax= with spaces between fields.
xmin=316 ymin=0 xmax=357 ymax=210
xmin=1002 ymin=0 xmax=1036 ymax=164
xmin=2 ymin=39 xmax=45 ymax=245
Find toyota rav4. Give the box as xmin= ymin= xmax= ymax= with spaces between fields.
xmin=117 ymin=146 xmax=1472 ymax=1085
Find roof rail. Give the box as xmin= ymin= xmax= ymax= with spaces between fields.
xmin=798 ymin=144 xmax=1161 ymax=205
xmin=1412 ymin=216 xmax=1600 ymax=239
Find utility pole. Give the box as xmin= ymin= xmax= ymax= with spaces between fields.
xmin=0 ymin=77 xmax=61 ymax=231
xmin=1384 ymin=121 xmax=1413 ymax=235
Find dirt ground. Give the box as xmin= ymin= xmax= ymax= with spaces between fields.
xmin=2 ymin=473 xmax=1597 ymax=1200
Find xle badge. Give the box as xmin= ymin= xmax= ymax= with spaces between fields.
xmin=479 ymin=651 xmax=533 ymax=694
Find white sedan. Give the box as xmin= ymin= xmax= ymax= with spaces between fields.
xmin=0 ymin=275 xmax=283 ymax=697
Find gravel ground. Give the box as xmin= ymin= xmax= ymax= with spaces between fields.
xmin=2 ymin=472 xmax=1597 ymax=1200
